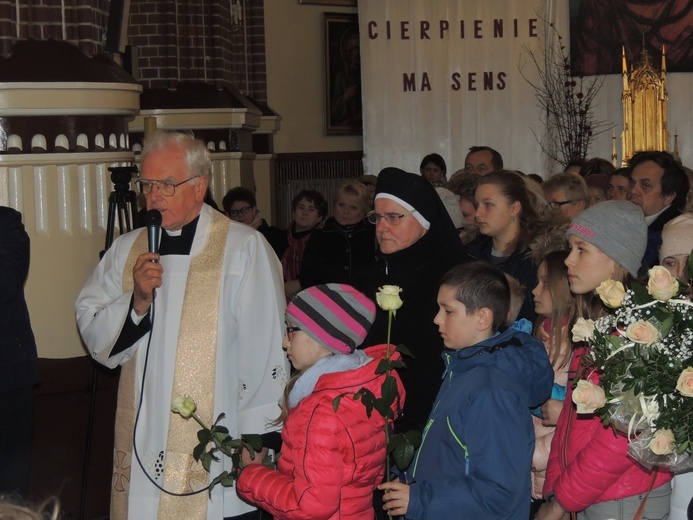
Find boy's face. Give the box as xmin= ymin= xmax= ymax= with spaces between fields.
xmin=434 ymin=285 xmax=491 ymax=349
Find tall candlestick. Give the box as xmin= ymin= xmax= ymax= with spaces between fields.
xmin=144 ymin=116 xmax=157 ymax=137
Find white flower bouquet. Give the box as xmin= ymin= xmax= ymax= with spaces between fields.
xmin=571 ymin=266 xmax=693 ymax=471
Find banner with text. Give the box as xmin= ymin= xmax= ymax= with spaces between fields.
xmin=359 ymin=0 xmax=567 ymax=176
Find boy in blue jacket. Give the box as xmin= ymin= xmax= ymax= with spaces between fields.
xmin=379 ymin=261 xmax=553 ymax=520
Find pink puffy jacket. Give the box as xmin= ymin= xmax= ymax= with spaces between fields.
xmin=236 ymin=345 xmax=405 ymax=520
xmin=531 ymin=320 xmax=569 ymax=499
xmin=543 ymin=347 xmax=672 ymax=512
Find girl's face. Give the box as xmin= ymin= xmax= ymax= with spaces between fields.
xmin=532 ymin=261 xmax=553 ymax=318
xmin=282 ymin=323 xmax=331 ymax=371
xmin=334 ymin=194 xmax=366 ymax=226
xmin=421 ymin=162 xmax=446 ymax=184
xmin=564 ymin=235 xmax=617 ymax=294
xmin=293 ymin=197 xmax=322 ymax=232
xmin=474 ymin=183 xmax=519 ymax=238
xmin=662 ymin=254 xmax=690 ymax=283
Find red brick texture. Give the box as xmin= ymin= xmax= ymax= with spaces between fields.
xmin=0 ymin=0 xmax=267 ymax=103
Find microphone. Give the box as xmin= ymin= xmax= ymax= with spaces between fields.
xmin=145 ymin=209 xmax=162 ymax=256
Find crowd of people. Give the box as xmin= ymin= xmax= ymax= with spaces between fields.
xmin=5 ymin=132 xmax=690 ymax=519
xmin=218 ymin=143 xmax=693 ymax=520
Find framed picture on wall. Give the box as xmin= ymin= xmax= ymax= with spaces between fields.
xmin=300 ymin=0 xmax=357 ymax=6
xmin=324 ymin=12 xmax=362 ymax=135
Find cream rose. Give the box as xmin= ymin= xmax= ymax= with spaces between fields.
xmin=649 ymin=429 xmax=676 ymax=455
xmin=572 ymin=318 xmax=595 ymax=343
xmin=572 ymin=380 xmax=607 ymax=414
xmin=625 ymin=321 xmax=658 ymax=346
xmin=596 ymin=280 xmax=626 ymax=308
xmin=676 ymin=367 xmax=693 ymax=397
xmin=376 ymin=285 xmax=403 ymax=313
xmin=171 ymin=395 xmax=197 ymax=418
xmin=647 ymin=266 xmax=679 ymax=301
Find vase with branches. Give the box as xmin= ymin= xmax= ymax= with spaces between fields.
xmin=520 ymin=20 xmax=613 ymax=168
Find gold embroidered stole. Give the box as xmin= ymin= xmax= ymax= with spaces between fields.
xmin=113 ymin=211 xmax=230 ymax=520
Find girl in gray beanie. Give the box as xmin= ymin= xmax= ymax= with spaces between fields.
xmin=539 ymin=200 xmax=672 ymax=520
xmin=564 ymin=200 xmax=647 ymax=294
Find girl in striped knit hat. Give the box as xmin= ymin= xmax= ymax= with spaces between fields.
xmin=236 ymin=283 xmax=405 ymax=520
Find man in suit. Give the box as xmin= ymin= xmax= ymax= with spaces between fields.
xmin=628 ymin=151 xmax=689 ymax=273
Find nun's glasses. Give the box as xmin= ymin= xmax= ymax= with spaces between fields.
xmin=367 ymin=210 xmax=417 ymax=226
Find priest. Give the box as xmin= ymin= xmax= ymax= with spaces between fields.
xmin=76 ymin=131 xmax=288 ymax=520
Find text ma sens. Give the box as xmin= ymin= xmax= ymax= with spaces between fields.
xmin=403 ymin=71 xmax=507 ymax=92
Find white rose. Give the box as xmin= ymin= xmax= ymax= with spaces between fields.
xmin=625 ymin=321 xmax=659 ymax=347
xmin=572 ymin=380 xmax=606 ymax=414
xmin=171 ymin=395 xmax=197 ymax=418
xmin=676 ymin=367 xmax=693 ymax=398
xmin=647 ymin=266 xmax=679 ymax=301
xmin=596 ymin=280 xmax=626 ymax=308
xmin=649 ymin=429 xmax=675 ymax=455
xmin=571 ymin=318 xmax=595 ymax=343
xmin=376 ymin=285 xmax=403 ymax=313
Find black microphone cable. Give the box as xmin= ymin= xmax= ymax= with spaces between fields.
xmin=131 ymin=288 xmax=209 ymax=497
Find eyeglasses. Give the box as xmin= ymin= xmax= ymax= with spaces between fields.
xmin=286 ymin=325 xmax=301 ymax=339
xmin=367 ymin=210 xmax=417 ymax=226
xmin=136 ymin=176 xmax=201 ymax=197
xmin=228 ymin=206 xmax=254 ymax=218
xmin=548 ymin=199 xmax=579 ymax=210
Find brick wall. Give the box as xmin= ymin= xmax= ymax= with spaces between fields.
xmin=0 ymin=0 xmax=267 ymax=103
xmin=129 ymin=0 xmax=267 ymax=101
xmin=0 ymin=0 xmax=108 ymax=57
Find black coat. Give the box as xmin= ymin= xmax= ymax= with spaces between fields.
xmin=465 ymin=235 xmax=538 ymax=323
xmin=258 ymin=218 xmax=288 ymax=260
xmin=299 ymin=217 xmax=376 ymax=288
xmin=0 ymin=207 xmax=39 ymax=393
xmin=641 ymin=204 xmax=681 ymax=275
xmin=352 ymin=231 xmax=468 ymax=434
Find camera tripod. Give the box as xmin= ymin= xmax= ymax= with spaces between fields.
xmin=101 ymin=165 xmax=140 ymax=257
xmin=82 ymin=165 xmax=139 ymax=520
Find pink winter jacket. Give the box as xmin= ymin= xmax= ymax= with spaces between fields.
xmin=236 ymin=345 xmax=405 ymax=520
xmin=543 ymin=347 xmax=672 ymax=512
xmin=531 ymin=320 xmax=569 ymax=499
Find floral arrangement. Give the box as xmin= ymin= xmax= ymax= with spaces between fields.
xmin=570 ymin=266 xmax=693 ymax=470
xmin=170 ymin=395 xmax=270 ymax=495
xmin=333 ymin=285 xmax=421 ymax=478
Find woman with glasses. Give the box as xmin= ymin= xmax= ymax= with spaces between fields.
xmin=541 ymin=172 xmax=590 ymax=220
xmin=351 ymin=167 xmax=469 ymax=520
xmin=222 ymin=186 xmax=286 ymax=258
xmin=353 ymin=167 xmax=469 ymax=436
xmin=281 ymin=190 xmax=327 ymax=298
xmin=466 ymin=170 xmax=545 ymax=322
xmin=297 ymin=181 xmax=376 ymax=290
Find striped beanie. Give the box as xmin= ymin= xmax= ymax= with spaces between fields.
xmin=286 ymin=284 xmax=376 ymax=355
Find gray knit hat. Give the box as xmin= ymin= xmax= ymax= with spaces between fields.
xmin=566 ymin=200 xmax=646 ymax=277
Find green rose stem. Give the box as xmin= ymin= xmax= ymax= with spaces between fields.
xmin=384 ymin=308 xmax=393 ymax=484
xmin=190 ymin=412 xmax=210 ymax=433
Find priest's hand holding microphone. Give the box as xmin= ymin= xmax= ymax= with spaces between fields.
xmin=133 ymin=209 xmax=163 ymax=317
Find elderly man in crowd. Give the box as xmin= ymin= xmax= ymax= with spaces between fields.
xmin=76 ymin=131 xmax=287 ymax=520
xmin=463 ymin=145 xmax=504 ymax=176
